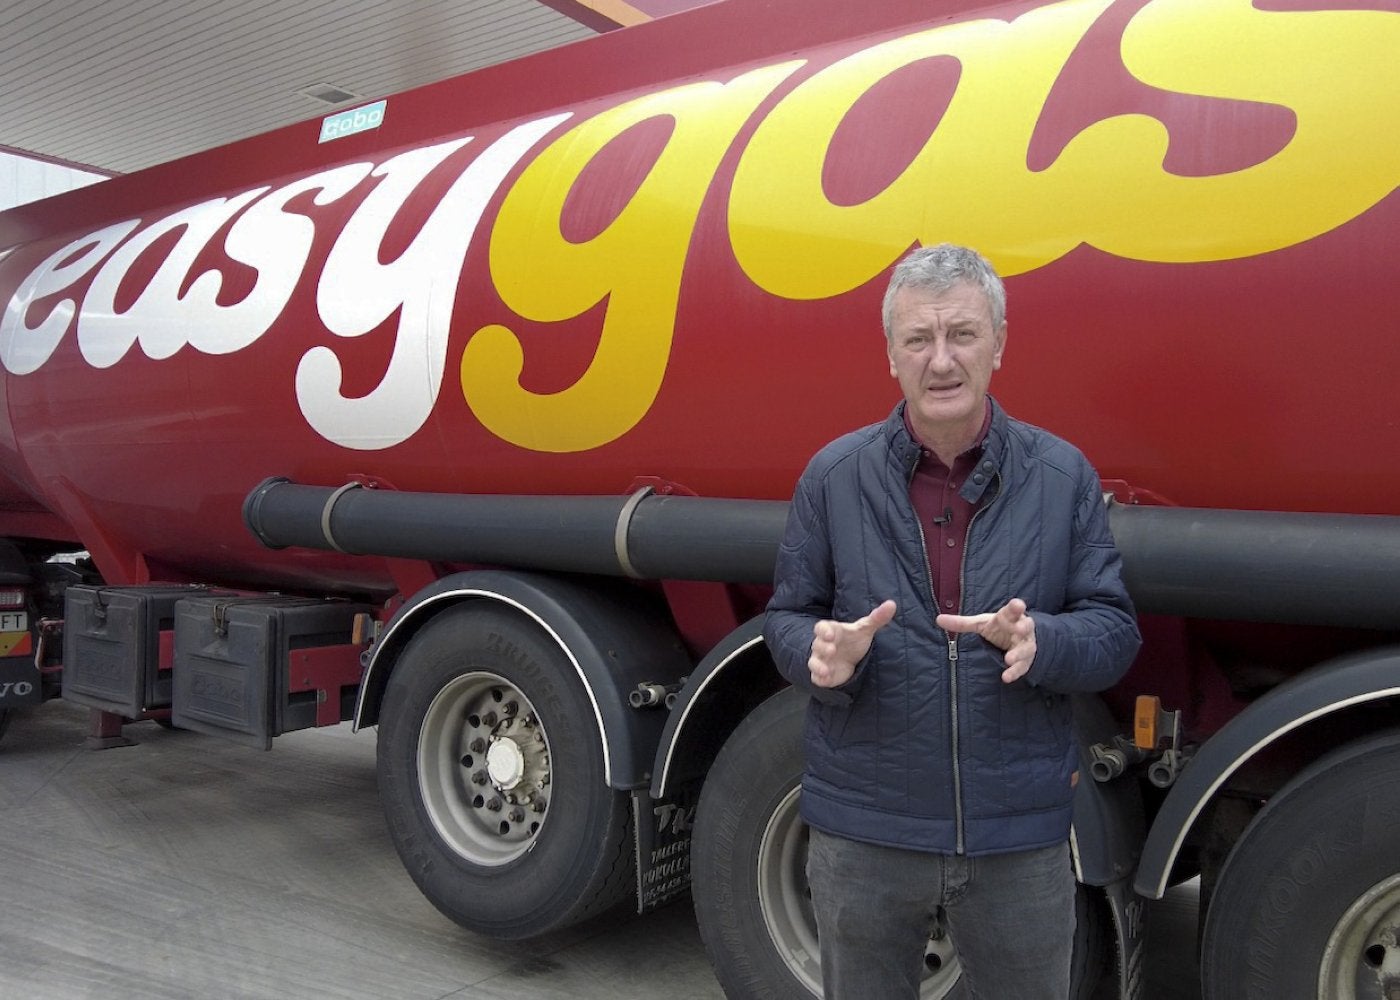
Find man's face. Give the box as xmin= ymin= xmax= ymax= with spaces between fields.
xmin=886 ymin=281 xmax=1006 ymax=441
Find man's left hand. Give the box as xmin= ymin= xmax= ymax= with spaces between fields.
xmin=936 ymin=598 xmax=1037 ymax=683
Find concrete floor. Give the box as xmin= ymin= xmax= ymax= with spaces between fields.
xmin=0 ymin=700 xmax=1201 ymax=1000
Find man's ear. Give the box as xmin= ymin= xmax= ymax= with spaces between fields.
xmin=992 ymin=323 xmax=1007 ymax=369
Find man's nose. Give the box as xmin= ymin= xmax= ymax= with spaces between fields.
xmin=927 ymin=336 xmax=955 ymax=371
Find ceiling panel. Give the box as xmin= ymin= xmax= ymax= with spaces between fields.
xmin=0 ymin=0 xmax=598 ymax=174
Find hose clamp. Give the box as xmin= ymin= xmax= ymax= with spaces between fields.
xmin=613 ymin=486 xmax=654 ymax=579
xmin=321 ymin=482 xmax=363 ymax=554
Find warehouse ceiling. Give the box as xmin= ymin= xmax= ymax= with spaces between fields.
xmin=0 ymin=0 xmax=630 ymax=176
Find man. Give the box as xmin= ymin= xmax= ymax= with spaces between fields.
xmin=764 ymin=244 xmax=1141 ymax=999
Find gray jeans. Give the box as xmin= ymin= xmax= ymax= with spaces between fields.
xmin=805 ymin=828 xmax=1075 ymax=1000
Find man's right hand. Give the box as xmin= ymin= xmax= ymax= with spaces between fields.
xmin=808 ymin=600 xmax=897 ymax=688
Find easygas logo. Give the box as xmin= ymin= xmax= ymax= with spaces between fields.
xmin=1 ymin=0 xmax=1397 ymax=454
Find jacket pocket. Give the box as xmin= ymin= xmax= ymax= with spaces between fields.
xmin=1003 ymin=684 xmax=1071 ymax=757
xmin=813 ymin=700 xmax=878 ymax=749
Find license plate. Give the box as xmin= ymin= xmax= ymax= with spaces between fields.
xmin=0 ymin=612 xmax=26 ymax=632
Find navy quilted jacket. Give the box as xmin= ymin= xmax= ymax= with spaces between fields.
xmin=764 ymin=399 xmax=1141 ymax=856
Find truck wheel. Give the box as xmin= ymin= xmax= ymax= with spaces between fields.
xmin=692 ymin=687 xmax=1110 ymax=999
xmin=376 ymin=603 xmax=632 ymax=939
xmin=1201 ymin=729 xmax=1400 ymax=1000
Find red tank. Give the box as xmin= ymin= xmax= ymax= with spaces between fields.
xmin=0 ymin=0 xmax=1397 ymax=591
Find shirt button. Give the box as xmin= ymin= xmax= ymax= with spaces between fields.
xmin=946 ymin=538 xmax=956 ymax=547
xmin=944 ymin=599 xmax=954 ymax=609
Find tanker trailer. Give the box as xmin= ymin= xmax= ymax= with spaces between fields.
xmin=3 ymin=0 xmax=1400 ymax=996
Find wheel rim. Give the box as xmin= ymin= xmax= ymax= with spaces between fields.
xmin=756 ymin=787 xmax=961 ymax=998
xmin=1320 ymin=873 xmax=1400 ymax=1000
xmin=417 ymin=671 xmax=551 ymax=866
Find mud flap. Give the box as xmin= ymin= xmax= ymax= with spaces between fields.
xmin=633 ymin=781 xmax=699 ymax=913
xmin=1102 ymin=875 xmax=1147 ymax=1000
xmin=0 ymin=655 xmax=42 ymax=708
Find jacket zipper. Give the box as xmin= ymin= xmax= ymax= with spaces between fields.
xmin=946 ymin=634 xmax=963 ymax=854
xmin=908 ymin=458 xmax=966 ymax=854
xmin=906 ymin=448 xmax=1002 ymax=855
xmin=947 ymin=474 xmax=1000 ymax=855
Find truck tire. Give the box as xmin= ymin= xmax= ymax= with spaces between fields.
xmin=692 ymin=687 xmax=1109 ymax=999
xmin=376 ymin=603 xmax=633 ymax=939
xmin=1201 ymin=729 xmax=1400 ymax=1000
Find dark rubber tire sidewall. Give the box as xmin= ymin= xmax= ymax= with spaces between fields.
xmin=376 ymin=603 xmax=632 ymax=939
xmin=692 ymin=687 xmax=1112 ymax=1000
xmin=693 ymin=686 xmax=813 ymax=1000
xmin=1200 ymin=729 xmax=1400 ymax=1000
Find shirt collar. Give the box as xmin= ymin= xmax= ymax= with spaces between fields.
xmin=888 ymin=397 xmax=1003 ymax=505
xmin=900 ymin=399 xmax=992 ymax=469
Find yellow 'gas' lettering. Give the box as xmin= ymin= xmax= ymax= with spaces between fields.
xmin=465 ymin=0 xmax=1397 ymax=454
xmin=730 ymin=0 xmax=1400 ymax=290
xmin=1068 ymin=0 xmax=1400 ymax=261
xmin=462 ymin=63 xmax=800 ymax=453
xmin=729 ymin=0 xmax=1110 ymax=291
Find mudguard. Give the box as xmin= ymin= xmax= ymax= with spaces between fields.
xmin=356 ymin=569 xmax=691 ymax=790
xmin=650 ymin=615 xmax=779 ymax=798
xmin=1132 ymin=645 xmax=1400 ymax=900
xmin=1072 ymin=695 xmax=1149 ymax=1000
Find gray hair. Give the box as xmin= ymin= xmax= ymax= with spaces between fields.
xmin=881 ymin=244 xmax=1006 ymax=340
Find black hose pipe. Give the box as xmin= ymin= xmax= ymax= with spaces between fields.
xmin=1106 ymin=503 xmax=1400 ymax=630
xmin=245 ymin=478 xmax=1400 ymax=629
xmin=243 ymin=478 xmax=787 ymax=586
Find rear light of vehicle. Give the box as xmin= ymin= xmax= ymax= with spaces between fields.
xmin=0 ymin=587 xmax=25 ymax=610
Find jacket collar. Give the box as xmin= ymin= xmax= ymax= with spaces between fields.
xmin=885 ymin=397 xmax=1006 ymax=505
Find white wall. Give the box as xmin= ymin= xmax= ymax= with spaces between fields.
xmin=0 ymin=150 xmax=107 ymax=213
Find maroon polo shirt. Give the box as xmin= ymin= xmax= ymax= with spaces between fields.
xmin=904 ymin=401 xmax=992 ymax=615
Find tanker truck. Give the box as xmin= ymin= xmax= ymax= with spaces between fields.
xmin=2 ymin=0 xmax=1399 ymax=996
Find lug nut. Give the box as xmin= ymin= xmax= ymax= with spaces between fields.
xmin=483 ymin=711 xmax=498 ymax=727
xmin=471 ymin=770 xmax=488 ymax=786
xmin=509 ymin=807 xmax=526 ymax=823
xmin=486 ymin=796 xmax=503 ymax=812
xmin=469 ymin=738 xmax=486 ymax=753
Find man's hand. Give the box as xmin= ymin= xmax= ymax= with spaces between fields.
xmin=808 ymin=600 xmax=897 ymax=689
xmin=937 ymin=598 xmax=1037 ymax=683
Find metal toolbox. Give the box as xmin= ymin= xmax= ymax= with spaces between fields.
xmin=170 ymin=595 xmax=368 ymax=749
xmin=62 ymin=584 xmax=230 ymax=717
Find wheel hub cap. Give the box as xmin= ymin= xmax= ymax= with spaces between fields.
xmin=487 ymin=735 xmax=525 ymax=789
xmin=1320 ymin=873 xmax=1400 ymax=999
xmin=417 ymin=673 xmax=552 ymax=867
